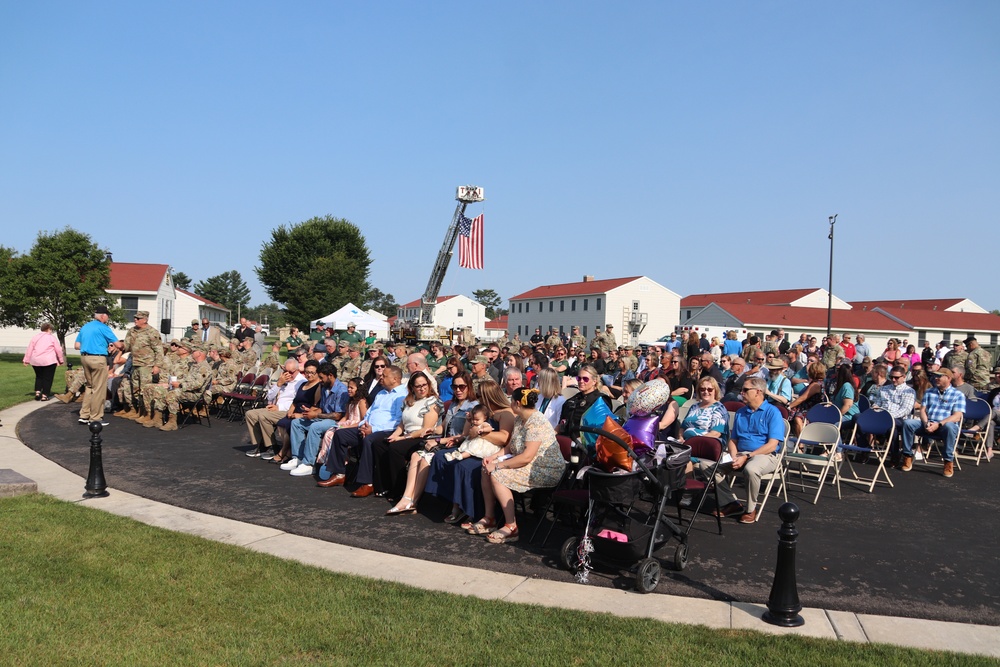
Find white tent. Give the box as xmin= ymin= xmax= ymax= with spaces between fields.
xmin=310 ymin=303 xmax=389 ymax=339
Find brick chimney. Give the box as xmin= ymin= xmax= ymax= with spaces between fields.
xmin=582 ymin=275 xmax=594 ymax=282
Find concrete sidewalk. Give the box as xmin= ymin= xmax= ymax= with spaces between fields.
xmin=3 ymin=401 xmax=999 ymax=658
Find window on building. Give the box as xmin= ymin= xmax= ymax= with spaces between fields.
xmin=596 ymin=297 xmax=602 ymax=310
xmin=686 ymin=310 xmax=692 ymax=320
xmin=121 ymin=296 xmax=138 ymax=321
xmin=538 ymin=301 xmax=543 ymax=312
xmin=525 ymin=303 xmax=529 ymax=313
xmin=582 ymin=326 xmax=587 ymax=338
xmin=559 ymin=325 xmax=565 ymax=335
xmin=942 ymin=331 xmax=951 ymax=343
xmin=549 ymin=301 xmax=553 ymax=312
xmin=571 ymin=299 xmax=576 ymax=311
xmin=917 ymin=330 xmax=926 ymax=343
xmin=991 ymin=333 xmax=998 ymax=346
xmin=583 ymin=299 xmax=588 ymax=311
xmin=560 ymin=300 xmax=564 ymax=312
xmin=457 ymin=309 xmax=464 ymax=317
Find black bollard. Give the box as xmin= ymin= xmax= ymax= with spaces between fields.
xmin=83 ymin=421 xmax=109 ymax=498
xmin=762 ymin=502 xmax=804 ymax=627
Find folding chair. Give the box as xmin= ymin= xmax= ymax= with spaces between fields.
xmin=780 ymin=422 xmax=843 ymax=504
xmin=676 ymin=436 xmax=724 ymax=535
xmin=178 ymin=374 xmax=216 ymax=429
xmin=228 ymin=374 xmax=269 ymax=422
xmin=218 ymin=372 xmax=253 ymax=419
xmin=856 ymin=394 xmax=871 ymax=414
xmin=956 ymin=397 xmax=991 ymax=466
xmin=840 ymin=407 xmax=894 ymax=493
xmin=752 ymin=419 xmax=791 ymax=522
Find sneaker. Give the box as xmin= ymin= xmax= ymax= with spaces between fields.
xmin=901 ymin=455 xmax=913 ymax=472
xmin=78 ymin=418 xmax=88 ymax=424
xmin=279 ymin=457 xmax=300 ymax=471
xmin=942 ymin=461 xmax=954 ymax=478
xmin=98 ymin=421 xmax=110 ymax=426
xmin=261 ymin=451 xmax=275 ymax=461
xmin=914 ymin=451 xmax=924 ymax=461
xmin=245 ymin=448 xmax=262 ymax=458
xmin=289 ymin=463 xmax=314 ymax=476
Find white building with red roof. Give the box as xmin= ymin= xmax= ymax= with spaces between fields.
xmin=507 ymin=275 xmax=681 ymax=345
xmin=175 ymin=288 xmax=230 ymax=340
xmin=395 ymin=294 xmax=488 ymax=339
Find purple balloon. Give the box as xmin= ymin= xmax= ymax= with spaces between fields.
xmin=623 ymin=415 xmax=659 ymax=454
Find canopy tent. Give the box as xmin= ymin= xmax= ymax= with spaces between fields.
xmin=310 ymin=303 xmax=389 ymax=338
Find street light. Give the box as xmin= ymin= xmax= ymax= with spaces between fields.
xmin=826 ymin=214 xmax=837 ymax=337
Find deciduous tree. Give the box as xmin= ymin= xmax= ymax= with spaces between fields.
xmin=363 ymin=287 xmax=399 ymax=317
xmin=0 ymin=228 xmax=117 ymax=352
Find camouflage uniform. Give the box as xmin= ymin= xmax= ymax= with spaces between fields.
xmin=212 ymin=356 xmax=241 ymax=396
xmin=546 ymin=334 xmax=561 ymax=348
xmin=509 ymin=335 xmax=522 ymax=350
xmin=64 ymin=368 xmax=85 ymax=394
xmin=392 ymin=355 xmax=408 ymax=375
xmin=945 ymin=350 xmax=968 ymax=374
xmin=143 ymin=354 xmax=191 ymax=413
xmin=259 ymin=349 xmax=282 ymax=372
xmin=341 ymin=352 xmax=363 ymax=381
xmin=590 ymin=331 xmax=607 ymax=353
xmin=165 ymin=359 xmax=214 ymax=415
xmin=121 ymin=324 xmax=165 ymax=409
xmin=604 ymin=330 xmax=617 ymax=352
xmin=570 ymin=333 xmax=587 ymax=350
xmin=238 ymin=347 xmax=260 ymax=370
xmin=966 ymin=346 xmax=993 ymax=391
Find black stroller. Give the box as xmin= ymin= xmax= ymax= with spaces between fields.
xmin=559 ymin=426 xmax=698 ymax=593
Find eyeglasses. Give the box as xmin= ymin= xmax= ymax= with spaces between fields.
xmin=192 ymin=324 xmax=200 ymax=327
xmin=452 ymin=383 xmax=467 ymax=389
xmin=576 ymin=376 xmax=592 ymax=384
xmin=755 ymin=358 xmax=765 ymax=362
xmin=890 ymin=375 xmax=904 ymax=380
xmin=699 ymin=387 xmax=714 ymax=393
xmin=413 ymin=383 xmax=429 ymax=389
xmin=303 ymin=370 xmax=317 ymax=376
xmin=202 ymin=322 xmax=209 ymax=326
xmin=373 ymin=364 xmax=386 ymax=368
xmin=740 ymin=388 xmax=759 ymax=395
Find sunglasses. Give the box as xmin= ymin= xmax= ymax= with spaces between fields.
xmin=452 ymin=383 xmax=467 ymax=389
xmin=374 ymin=364 xmax=386 ymax=369
xmin=576 ymin=376 xmax=592 ymax=383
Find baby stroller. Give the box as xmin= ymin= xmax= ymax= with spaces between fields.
xmin=559 ymin=426 xmax=694 ymax=593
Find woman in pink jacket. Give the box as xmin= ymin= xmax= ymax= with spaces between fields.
xmin=23 ymin=322 xmax=65 ymax=401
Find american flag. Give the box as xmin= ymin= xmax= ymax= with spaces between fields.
xmin=458 ymin=212 xmax=484 ymax=269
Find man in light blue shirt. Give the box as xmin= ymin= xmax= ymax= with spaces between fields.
xmin=284 ymin=362 xmax=350 ymax=477
xmin=318 ymin=366 xmax=405 ymax=495
xmin=77 ymin=305 xmax=123 ymax=424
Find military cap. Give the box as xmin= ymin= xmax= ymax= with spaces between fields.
xmin=472 ymin=355 xmax=489 ymax=365
xmin=964 ymin=336 xmax=977 ymax=345
xmin=350 ymin=342 xmax=362 ymax=352
xmin=136 ymin=310 xmax=150 ymax=318
xmin=337 ymin=340 xmax=349 ymax=348
xmin=191 ymin=319 xmax=200 ymax=325
xmin=176 ymin=340 xmax=193 ymax=352
xmin=170 ymin=338 xmax=181 ymax=345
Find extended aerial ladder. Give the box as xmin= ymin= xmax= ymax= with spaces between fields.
xmin=411 ymin=185 xmax=484 ymax=341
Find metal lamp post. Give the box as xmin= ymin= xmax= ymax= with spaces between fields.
xmin=826 ymin=214 xmax=837 ymax=338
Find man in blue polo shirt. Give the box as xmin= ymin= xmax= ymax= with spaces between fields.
xmin=707 ymin=376 xmax=785 ymax=524
xmin=76 ymin=305 xmax=123 ymax=425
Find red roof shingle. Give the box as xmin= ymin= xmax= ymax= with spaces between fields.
xmin=109 ymin=263 xmax=169 ymax=293
xmin=874 ymin=308 xmax=1000 ymax=332
xmin=705 ymin=303 xmax=907 ymax=332
xmin=852 ymin=299 xmax=970 ymax=312
xmin=399 ymin=295 xmax=457 ymax=309
xmin=510 ymin=277 xmax=642 ymax=301
xmin=681 ymin=288 xmax=821 ymax=308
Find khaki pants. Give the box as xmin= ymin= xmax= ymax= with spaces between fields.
xmin=697 ymin=452 xmax=779 ymax=512
xmin=80 ymin=355 xmax=109 ymax=421
xmin=246 ymin=407 xmax=284 ymax=448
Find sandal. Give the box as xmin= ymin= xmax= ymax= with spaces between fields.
xmin=443 ymin=510 xmax=467 ymax=525
xmin=487 ymin=523 xmax=519 ymax=544
xmin=39 ymin=395 xmax=50 ymax=402
xmin=386 ymin=496 xmax=417 ymax=516
xmin=464 ymin=517 xmax=497 ymax=535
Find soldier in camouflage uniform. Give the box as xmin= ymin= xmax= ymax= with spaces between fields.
xmin=57 ymin=367 xmax=86 ymax=403
xmin=236 ymin=336 xmax=259 ymax=370
xmin=570 ymin=326 xmax=586 ymax=352
xmin=259 ymin=342 xmax=283 ymax=373
xmin=590 ymin=326 xmax=607 ymax=353
xmin=209 ymin=346 xmax=240 ymax=400
xmin=139 ymin=340 xmax=193 ymax=427
xmin=622 ymin=345 xmax=639 ymax=373
xmin=158 ymin=346 xmax=214 ymax=431
xmin=545 ymin=328 xmax=561 ymax=349
xmin=942 ymin=341 xmax=968 ymax=375
xmin=392 ymin=343 xmax=409 ymax=375
xmin=340 ymin=342 xmax=363 ymax=381
xmin=603 ymin=324 xmax=618 ymax=353
xmin=113 ymin=310 xmax=164 ymax=421
xmin=964 ymin=337 xmax=992 ymax=391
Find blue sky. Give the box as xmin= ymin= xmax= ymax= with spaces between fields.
xmin=2 ymin=1 xmax=997 ymax=313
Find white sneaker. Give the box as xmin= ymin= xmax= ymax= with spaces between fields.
xmin=289 ymin=463 xmax=313 ymax=476
xmin=279 ymin=457 xmax=300 ymax=471
xmin=914 ymin=451 xmax=924 ymax=461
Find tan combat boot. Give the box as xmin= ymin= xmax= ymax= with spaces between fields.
xmin=158 ymin=412 xmax=179 ymax=431
xmin=113 ymin=405 xmax=133 ymax=418
xmin=129 ymin=404 xmax=149 ymax=422
xmin=141 ymin=409 xmax=163 ymax=428
xmin=55 ymin=391 xmax=76 ymax=404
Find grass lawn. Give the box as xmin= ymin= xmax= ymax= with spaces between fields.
xmin=0 ymin=494 xmax=990 ymax=667
xmin=0 ymin=353 xmax=45 ymax=411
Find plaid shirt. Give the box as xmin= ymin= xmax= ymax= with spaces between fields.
xmin=875 ymin=382 xmax=916 ymax=419
xmin=920 ymin=386 xmax=966 ymax=422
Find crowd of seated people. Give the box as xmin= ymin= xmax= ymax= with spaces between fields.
xmin=74 ymin=321 xmax=998 ymax=536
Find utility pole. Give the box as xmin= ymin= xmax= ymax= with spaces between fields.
xmin=826 ymin=215 xmax=837 ymax=337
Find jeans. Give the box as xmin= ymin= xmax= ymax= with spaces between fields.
xmin=289 ymin=418 xmax=337 ymax=465
xmin=901 ymin=419 xmax=959 ymax=462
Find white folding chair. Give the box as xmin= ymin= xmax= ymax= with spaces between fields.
xmin=956 ymin=397 xmax=991 ymax=466
xmin=753 ymin=419 xmax=792 ymax=522
xmin=780 ymin=422 xmax=843 ymax=504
